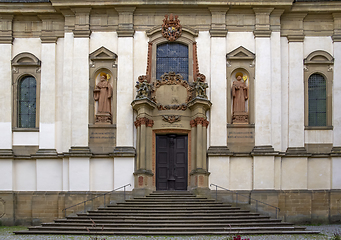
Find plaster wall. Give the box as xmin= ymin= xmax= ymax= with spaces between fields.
xmin=288 ymin=41 xmax=305 ymax=148
xmin=274 ymin=156 xmax=281 ymax=190
xmin=71 ymin=38 xmax=89 ymax=147
xmin=68 ymin=157 xmax=90 ymax=191
xmin=62 ymin=158 xmax=69 ymax=191
xmin=253 ymin=156 xmax=275 ymax=189
xmin=116 ymin=37 xmax=134 ymax=146
xmin=305 ymin=130 xmax=333 ymax=144
xmin=304 ymin=36 xmax=333 ymax=57
xmin=114 ymin=157 xmax=134 ymax=191
xmin=281 ymin=157 xmax=308 ymax=190
xmin=55 ymin=38 xmax=64 ymax=153
xmin=36 ymin=159 xmax=63 ymax=191
xmin=12 ymin=38 xmax=41 ymax=59
xmin=133 ymin=31 xmax=148 ymax=96
xmin=208 ymin=156 xmax=230 ymax=189
xmin=307 ymin=157 xmax=331 ymax=190
xmin=90 ymin=158 xmax=114 ymax=191
xmin=332 ymin=157 xmax=341 ymax=189
xmin=280 ymin=37 xmax=289 ymax=152
xmin=333 ymin=42 xmax=341 ymax=146
xmin=209 ymin=37 xmax=227 ymax=146
xmin=61 ymin=32 xmax=73 ymax=152
xmin=90 ymin=32 xmax=118 ymax=54
xmin=12 ymin=132 xmax=39 ymax=146
xmin=254 ymin=37 xmax=272 ymax=146
xmin=271 ymin=32 xmax=282 ymax=151
xmin=0 ymin=160 xmax=13 ymax=190
xmin=13 ymin=160 xmax=36 ymax=191
xmin=229 ymin=157 xmax=252 ymax=190
xmin=0 ymin=44 xmax=12 ymax=149
xmin=226 ymin=32 xmax=255 ymax=53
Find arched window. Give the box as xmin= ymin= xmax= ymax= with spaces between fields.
xmin=156 ymin=43 xmax=189 ymax=81
xmin=18 ymin=76 xmax=36 ymax=128
xmin=308 ymin=73 xmax=326 ymax=126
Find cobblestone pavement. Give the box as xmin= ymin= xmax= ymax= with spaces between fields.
xmin=0 ymin=225 xmax=340 ymax=240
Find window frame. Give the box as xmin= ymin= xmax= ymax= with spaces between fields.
xmin=18 ymin=75 xmax=37 ymax=129
xmin=147 ymin=27 xmax=198 ymax=83
xmin=304 ymin=50 xmax=333 ymax=130
xmin=12 ymin=52 xmax=41 ymax=131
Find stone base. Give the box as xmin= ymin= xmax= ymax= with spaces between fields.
xmin=133 ymin=169 xmax=154 ymax=190
xmin=232 ymin=112 xmax=248 ymax=124
xmin=190 ymin=168 xmax=210 ymax=189
xmin=95 ymin=113 xmax=112 ymax=124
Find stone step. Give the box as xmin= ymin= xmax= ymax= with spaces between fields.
xmin=113 ymin=202 xmax=227 ymax=206
xmin=76 ymin=212 xmax=261 ymax=217
xmin=91 ymin=209 xmax=249 ymax=213
xmin=15 ymin=230 xmax=321 ymax=235
xmin=125 ymin=198 xmax=216 ymax=202
xmin=99 ymin=205 xmax=234 ymax=210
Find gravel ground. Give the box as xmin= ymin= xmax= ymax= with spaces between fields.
xmin=0 ymin=225 xmax=340 ymax=240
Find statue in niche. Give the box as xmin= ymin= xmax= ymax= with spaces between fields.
xmin=232 ymin=72 xmax=248 ymax=124
xmin=94 ymin=73 xmax=113 ymax=123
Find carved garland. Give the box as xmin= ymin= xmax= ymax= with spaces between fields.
xmin=134 ymin=117 xmax=154 ymax=128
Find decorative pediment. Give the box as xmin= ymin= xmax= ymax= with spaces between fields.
xmin=90 ymin=46 xmax=117 ymax=61
xmin=304 ymin=50 xmax=334 ymax=65
xmin=146 ymin=25 xmax=199 ymax=39
xmin=226 ymin=46 xmax=255 ymax=60
xmin=12 ymin=52 xmax=41 ymax=67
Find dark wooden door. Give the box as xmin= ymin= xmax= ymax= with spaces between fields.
xmin=156 ymin=134 xmax=188 ymax=190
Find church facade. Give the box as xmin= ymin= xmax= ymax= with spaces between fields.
xmin=0 ymin=0 xmax=341 ymax=225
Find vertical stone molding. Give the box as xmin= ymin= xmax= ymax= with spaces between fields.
xmin=0 ymin=15 xmax=13 ymax=44
xmin=332 ymin=13 xmax=341 ymax=42
xmin=115 ymin=7 xmax=136 ymax=37
xmin=333 ymin=33 xmax=341 ymax=150
xmin=209 ymin=7 xmax=228 ymax=37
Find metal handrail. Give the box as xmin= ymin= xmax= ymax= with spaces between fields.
xmin=210 ymin=183 xmax=280 ymax=219
xmin=62 ymin=183 xmax=131 ymax=218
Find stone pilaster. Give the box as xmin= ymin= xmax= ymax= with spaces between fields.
xmin=253 ymin=8 xmax=274 ymax=150
xmin=115 ymin=7 xmax=135 ymax=37
xmin=209 ymin=7 xmax=228 ymax=37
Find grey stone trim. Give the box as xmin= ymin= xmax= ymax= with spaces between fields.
xmin=207 ymin=146 xmax=232 ymax=156
xmin=116 ymin=29 xmax=135 ymax=37
xmin=0 ymin=149 xmax=14 ymax=158
xmin=113 ymin=146 xmax=136 ymax=157
xmin=285 ymin=147 xmax=311 ymax=157
xmin=66 ymin=146 xmax=92 ymax=157
xmin=73 ymin=29 xmax=91 ymax=38
xmin=133 ymin=169 xmax=153 ymax=176
xmin=40 ymin=36 xmax=58 ymax=43
xmin=287 ymin=35 xmax=305 ymax=42
xmin=190 ymin=168 xmax=210 ymax=176
xmin=209 ymin=28 xmax=228 ymax=37
xmin=33 ymin=149 xmax=58 ymax=158
xmin=251 ymin=145 xmax=278 ymax=156
xmin=253 ymin=30 xmax=272 ymax=38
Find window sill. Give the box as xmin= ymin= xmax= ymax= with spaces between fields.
xmin=12 ymin=128 xmax=39 ymax=132
xmin=305 ymin=126 xmax=333 ymax=130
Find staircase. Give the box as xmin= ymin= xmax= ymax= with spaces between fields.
xmin=16 ymin=191 xmax=319 ymax=235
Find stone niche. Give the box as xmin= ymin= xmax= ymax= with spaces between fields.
xmin=226 ymin=46 xmax=255 ymax=153
xmin=88 ymin=46 xmax=117 ymax=154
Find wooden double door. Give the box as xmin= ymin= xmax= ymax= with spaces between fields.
xmin=156 ymin=134 xmax=188 ymax=190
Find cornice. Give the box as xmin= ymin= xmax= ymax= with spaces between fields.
xmin=292 ymin=2 xmax=341 ymax=12
xmin=0 ymin=3 xmax=55 ymax=14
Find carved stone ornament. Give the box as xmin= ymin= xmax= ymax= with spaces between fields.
xmin=162 ymin=14 xmax=182 ymax=41
xmin=152 ymin=72 xmax=193 ymax=111
xmin=135 ymin=77 xmax=153 ymax=100
xmin=193 ymin=74 xmax=208 ymax=99
xmin=162 ymin=115 xmax=181 ymax=123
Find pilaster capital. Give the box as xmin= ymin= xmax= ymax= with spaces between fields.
xmin=71 ymin=7 xmax=91 ymax=38
xmin=115 ymin=7 xmax=136 ymax=37
xmin=0 ymin=14 xmax=13 ymax=44
xmin=209 ymin=7 xmax=229 ymax=38
xmin=287 ymin=35 xmax=305 ymax=42
xmin=253 ymin=8 xmax=274 ymax=37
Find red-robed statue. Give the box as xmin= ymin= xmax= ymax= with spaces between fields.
xmin=94 ymin=73 xmax=113 ymax=123
xmin=232 ymin=72 xmax=248 ymax=124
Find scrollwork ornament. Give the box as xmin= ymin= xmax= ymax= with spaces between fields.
xmin=162 ymin=115 xmax=181 ymax=124
xmin=162 ymin=14 xmax=182 ymax=42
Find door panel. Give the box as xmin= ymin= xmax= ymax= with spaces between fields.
xmin=156 ymin=135 xmax=188 ymax=190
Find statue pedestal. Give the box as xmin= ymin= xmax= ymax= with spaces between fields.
xmin=95 ymin=113 xmax=112 ymax=124
xmin=232 ymin=112 xmax=248 ymax=124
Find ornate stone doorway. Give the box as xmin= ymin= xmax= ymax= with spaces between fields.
xmin=156 ymin=134 xmax=188 ymax=190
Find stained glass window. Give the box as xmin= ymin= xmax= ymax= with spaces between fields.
xmin=308 ymin=73 xmax=326 ymax=126
xmin=18 ymin=76 xmax=36 ymax=128
xmin=156 ymin=43 xmax=188 ymax=81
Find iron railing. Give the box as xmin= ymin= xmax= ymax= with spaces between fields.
xmin=210 ymin=183 xmax=280 ymax=219
xmin=62 ymin=183 xmax=131 ymax=218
